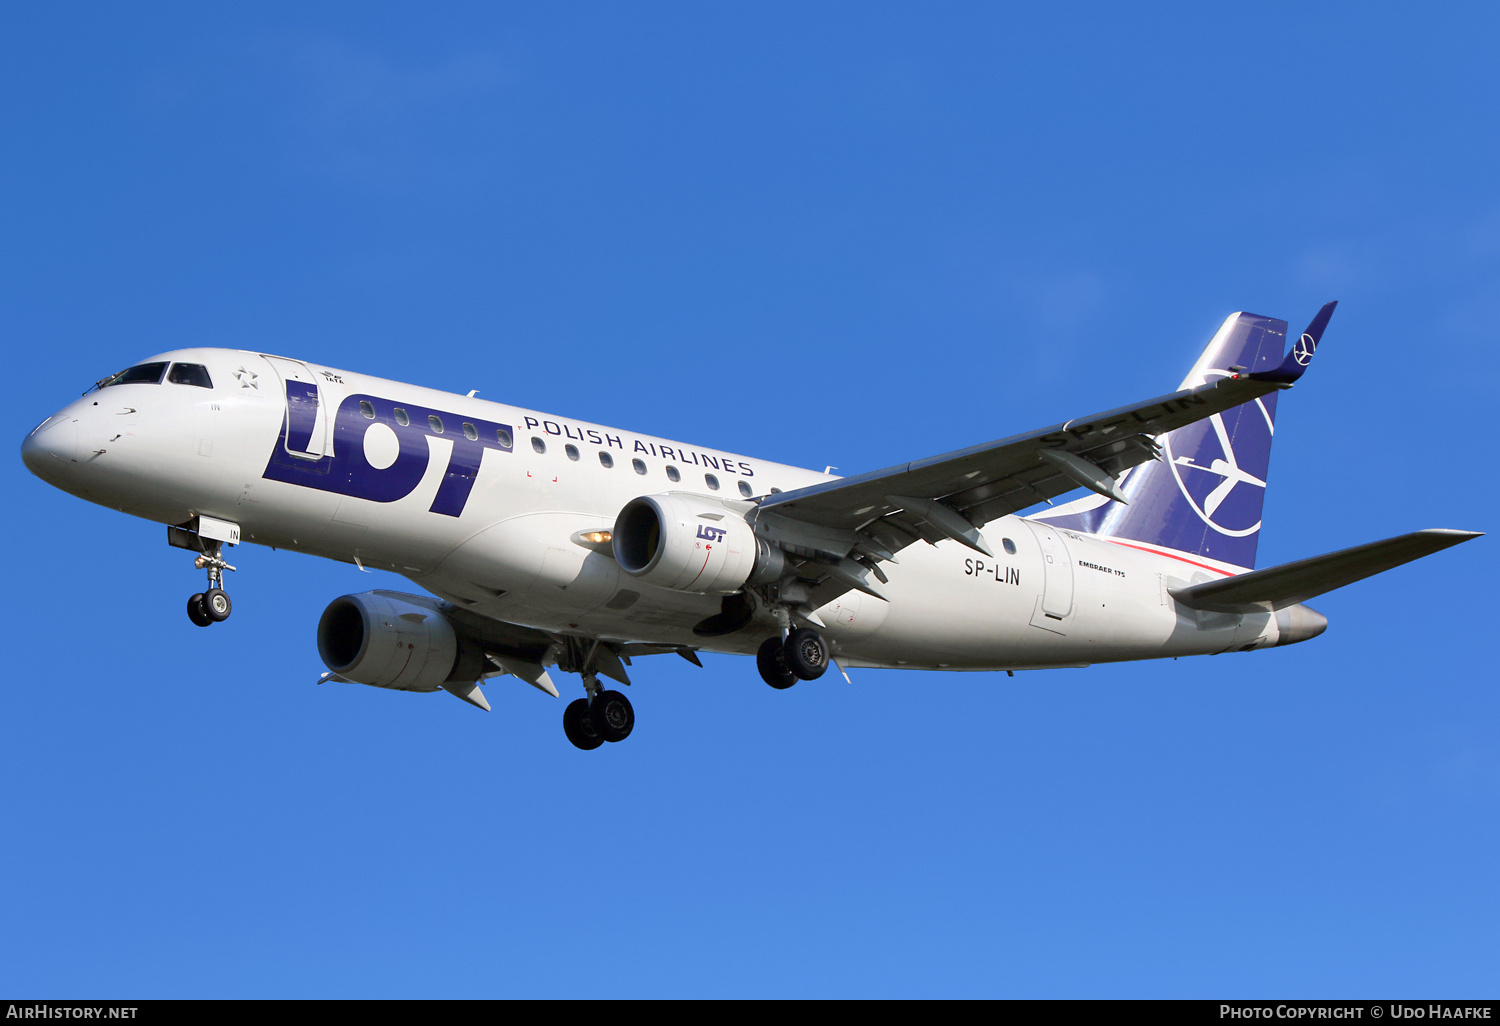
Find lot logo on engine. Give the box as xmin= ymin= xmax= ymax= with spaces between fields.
xmin=263 ymin=382 xmax=512 ymax=517
xmin=696 ymin=525 xmax=727 ymax=543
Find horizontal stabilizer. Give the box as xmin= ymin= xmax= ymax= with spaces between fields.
xmin=1171 ymin=529 xmax=1481 ymax=613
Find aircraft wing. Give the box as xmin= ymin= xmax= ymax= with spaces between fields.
xmin=751 ymin=305 xmax=1336 ymax=600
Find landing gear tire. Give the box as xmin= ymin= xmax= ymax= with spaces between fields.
xmin=783 ymin=627 xmax=829 ymax=681
xmin=757 ymin=636 xmax=798 ymax=690
xmin=588 ymin=690 xmax=635 ymax=743
xmin=202 ymin=587 xmax=232 ymax=622
xmin=563 ymin=698 xmax=604 ymax=750
xmin=187 ymin=593 xmax=213 ymax=627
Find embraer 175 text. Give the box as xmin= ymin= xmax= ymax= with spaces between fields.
xmin=21 ymin=304 xmax=1481 ymax=748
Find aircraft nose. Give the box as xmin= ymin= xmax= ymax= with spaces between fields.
xmin=20 ymin=414 xmax=79 ymax=479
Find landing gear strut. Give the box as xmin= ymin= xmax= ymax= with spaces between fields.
xmin=757 ymin=627 xmax=830 ymax=688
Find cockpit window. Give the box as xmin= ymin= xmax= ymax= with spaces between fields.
xmin=167 ymin=363 xmax=213 ymax=388
xmin=98 ymin=363 xmax=168 ymax=388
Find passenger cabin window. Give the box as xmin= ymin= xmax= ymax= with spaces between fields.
xmin=599 ymin=452 xmax=614 ymax=468
xmin=565 ymin=444 xmax=580 ymax=461
xmin=394 ymin=408 xmax=410 ymax=427
xmin=665 ymin=466 xmax=681 ymax=482
xmin=632 ymin=459 xmax=647 ymax=475
xmin=463 ymin=422 xmax=478 ymax=441
xmin=1002 ymin=538 xmax=1017 ymax=555
xmin=738 ymin=480 xmax=753 ymax=498
xmin=770 ymin=487 xmax=782 ymax=494
xmin=167 ymin=363 xmax=213 ymax=388
xmin=704 ymin=473 xmax=720 ymax=491
xmin=429 ymin=415 xmax=444 ymax=434
xmin=358 ymin=401 xmax=375 ymax=419
xmin=531 ymin=437 xmax=546 ymax=454
xmin=496 ymin=427 xmax=512 ymax=448
xmin=100 ymin=363 xmax=168 ymax=388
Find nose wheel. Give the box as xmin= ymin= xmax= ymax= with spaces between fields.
xmin=187 ymin=593 xmax=213 ymax=627
xmin=184 ymin=547 xmax=236 ymax=627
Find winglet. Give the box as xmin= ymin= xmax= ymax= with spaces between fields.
xmin=1250 ymin=301 xmax=1337 ymax=385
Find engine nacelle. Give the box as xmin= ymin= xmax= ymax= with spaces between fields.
xmin=317 ymin=591 xmax=470 ymax=692
xmin=613 ymin=494 xmax=784 ymax=594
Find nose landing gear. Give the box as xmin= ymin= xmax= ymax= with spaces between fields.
xmin=185 ymin=552 xmax=236 ymax=627
xmin=177 ymin=543 xmax=236 ymax=627
xmin=168 ymin=518 xmax=241 ymax=628
xmin=188 ymin=584 xmax=233 ymax=626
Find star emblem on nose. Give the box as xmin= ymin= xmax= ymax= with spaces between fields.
xmin=234 ymin=367 xmax=259 ymax=389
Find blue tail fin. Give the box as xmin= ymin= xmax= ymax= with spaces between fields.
xmin=1034 ymin=306 xmax=1334 ymax=571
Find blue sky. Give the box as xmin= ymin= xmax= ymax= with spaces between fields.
xmin=3 ymin=3 xmax=1496 ymax=998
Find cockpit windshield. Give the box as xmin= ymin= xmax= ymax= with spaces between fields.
xmin=88 ymin=361 xmax=214 ymax=393
xmin=167 ymin=363 xmax=213 ymax=388
xmin=93 ymin=362 xmax=168 ymax=391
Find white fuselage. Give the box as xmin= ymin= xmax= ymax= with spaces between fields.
xmin=23 ymin=348 xmax=1290 ymax=671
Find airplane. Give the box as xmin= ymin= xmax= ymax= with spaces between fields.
xmin=20 ymin=302 xmax=1481 ymax=749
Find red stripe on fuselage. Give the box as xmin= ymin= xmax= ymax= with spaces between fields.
xmin=1103 ymin=538 xmax=1236 ymax=577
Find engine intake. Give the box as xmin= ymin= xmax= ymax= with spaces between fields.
xmin=317 ymin=591 xmax=470 ymax=692
xmin=613 ymin=494 xmax=783 ymax=594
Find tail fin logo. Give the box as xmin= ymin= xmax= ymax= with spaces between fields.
xmin=1293 ymin=332 xmax=1317 ymax=366
xmin=1162 ymin=386 xmax=1274 ymax=538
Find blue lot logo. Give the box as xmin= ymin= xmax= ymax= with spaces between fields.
xmin=262 ymin=381 xmax=513 ymax=517
xmin=696 ymin=525 xmax=726 ymax=543
xmin=1164 ymin=395 xmax=1273 ymax=538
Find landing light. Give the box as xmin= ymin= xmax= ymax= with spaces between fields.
xmin=570 ymin=529 xmax=615 ymax=552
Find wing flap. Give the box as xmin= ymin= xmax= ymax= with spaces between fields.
xmin=1170 ymin=529 xmax=1482 ymax=613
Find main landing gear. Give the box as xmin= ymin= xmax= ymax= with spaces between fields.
xmin=186 ymin=546 xmax=236 ymax=628
xmin=757 ymin=627 xmax=829 ymax=689
xmin=562 ymin=673 xmax=635 ymax=751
